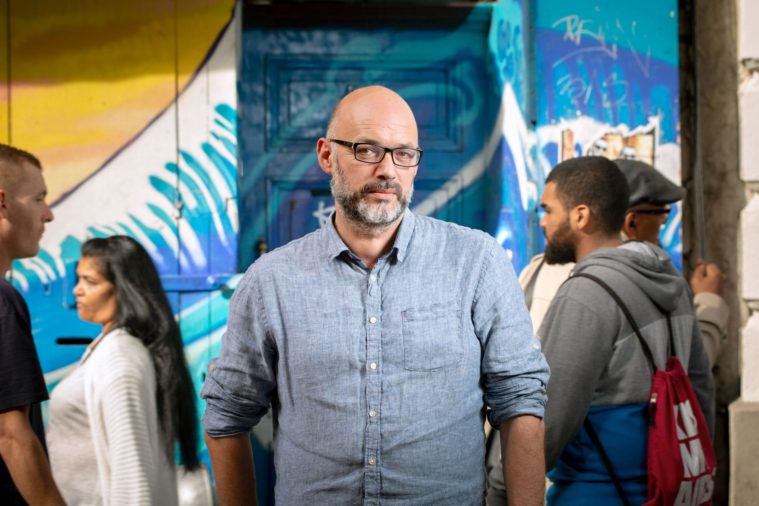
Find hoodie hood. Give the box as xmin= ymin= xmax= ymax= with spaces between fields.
xmin=573 ymin=241 xmax=686 ymax=313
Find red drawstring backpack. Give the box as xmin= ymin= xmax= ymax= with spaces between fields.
xmin=572 ymin=272 xmax=716 ymax=506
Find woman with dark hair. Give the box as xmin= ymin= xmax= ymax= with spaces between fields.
xmin=47 ymin=235 xmax=199 ymax=505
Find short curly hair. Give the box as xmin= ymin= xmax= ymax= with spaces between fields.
xmin=546 ymin=156 xmax=630 ymax=235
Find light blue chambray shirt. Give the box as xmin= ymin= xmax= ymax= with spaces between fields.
xmin=201 ymin=209 xmax=549 ymax=505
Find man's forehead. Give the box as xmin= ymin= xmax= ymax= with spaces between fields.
xmin=12 ymin=162 xmax=46 ymax=196
xmin=345 ymin=119 xmax=417 ymax=140
xmin=541 ymin=182 xmax=558 ymax=201
xmin=333 ymin=88 xmax=418 ymax=140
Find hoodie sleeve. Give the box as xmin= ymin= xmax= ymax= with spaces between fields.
xmin=686 ymin=312 xmax=716 ymax=436
xmin=539 ymin=280 xmax=620 ymax=470
xmin=694 ymin=292 xmax=729 ymax=368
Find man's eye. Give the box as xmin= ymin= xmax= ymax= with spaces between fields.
xmin=395 ymin=150 xmax=414 ymax=161
xmin=357 ymin=145 xmax=380 ymax=156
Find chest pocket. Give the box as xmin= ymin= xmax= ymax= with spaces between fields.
xmin=402 ymin=304 xmax=463 ymax=371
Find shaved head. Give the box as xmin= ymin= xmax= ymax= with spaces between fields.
xmin=326 ymin=86 xmax=417 ymax=142
xmin=0 ymin=144 xmax=42 ymax=192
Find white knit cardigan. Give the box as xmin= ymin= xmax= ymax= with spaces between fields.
xmin=48 ymin=328 xmax=178 ymax=505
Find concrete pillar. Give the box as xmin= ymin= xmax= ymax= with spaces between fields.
xmin=731 ymin=196 xmax=759 ymax=505
xmin=690 ymin=0 xmax=743 ymax=500
xmin=729 ymin=399 xmax=759 ymax=503
xmin=731 ymin=0 xmax=759 ymax=502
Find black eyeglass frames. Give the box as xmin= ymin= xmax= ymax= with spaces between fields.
xmin=329 ymin=139 xmax=423 ymax=168
xmin=632 ymin=208 xmax=672 ymax=216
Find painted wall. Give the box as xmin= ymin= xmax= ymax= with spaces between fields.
xmin=0 ymin=0 xmax=238 ymax=467
xmin=0 ymin=0 xmax=682 ymax=497
xmin=531 ymin=0 xmax=682 ymax=268
xmin=237 ymin=0 xmax=537 ymax=271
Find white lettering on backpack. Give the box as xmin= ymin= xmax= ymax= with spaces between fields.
xmin=680 ymin=439 xmax=705 ymax=478
xmin=672 ymin=400 xmax=714 ymax=505
xmin=674 ymin=470 xmax=716 ymax=506
xmin=674 ymin=400 xmax=698 ymax=439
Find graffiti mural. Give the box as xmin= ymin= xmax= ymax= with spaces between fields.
xmin=238 ymin=0 xmax=538 ymax=272
xmin=532 ymin=0 xmax=683 ymax=267
xmin=0 ymin=1 xmax=683 ymax=501
xmin=0 ymin=0 xmax=238 ymax=469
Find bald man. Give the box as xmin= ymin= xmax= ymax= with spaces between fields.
xmin=202 ymin=86 xmax=549 ymax=505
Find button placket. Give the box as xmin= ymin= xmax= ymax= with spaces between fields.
xmin=363 ymin=264 xmax=384 ymax=499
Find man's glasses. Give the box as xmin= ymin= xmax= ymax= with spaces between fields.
xmin=330 ymin=139 xmax=423 ymax=168
xmin=632 ymin=208 xmax=672 ymax=216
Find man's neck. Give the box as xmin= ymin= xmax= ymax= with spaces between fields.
xmin=333 ymin=211 xmax=402 ymax=270
xmin=575 ymin=234 xmax=623 ymax=262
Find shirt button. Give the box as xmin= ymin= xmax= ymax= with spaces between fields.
xmin=368 ymin=316 xmax=377 ymax=324
xmin=369 ymin=274 xmax=376 ymax=283
xmin=369 ymin=409 xmax=377 ymax=417
xmin=369 ymin=362 xmax=377 ymax=370
xmin=368 ymin=457 xmax=376 ymax=465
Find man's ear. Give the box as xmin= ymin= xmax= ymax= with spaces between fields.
xmin=573 ymin=204 xmax=592 ymax=232
xmin=623 ymin=211 xmax=638 ymax=239
xmin=0 ymin=189 xmax=6 ymax=215
xmin=316 ymin=138 xmax=334 ymax=175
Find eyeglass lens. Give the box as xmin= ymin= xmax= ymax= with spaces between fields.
xmin=354 ymin=143 xmax=421 ymax=167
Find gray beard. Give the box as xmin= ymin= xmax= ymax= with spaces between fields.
xmin=330 ymin=166 xmax=412 ymax=234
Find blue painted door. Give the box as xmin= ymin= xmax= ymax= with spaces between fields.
xmin=238 ymin=6 xmax=502 ymax=269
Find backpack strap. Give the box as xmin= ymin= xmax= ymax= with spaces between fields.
xmin=583 ymin=418 xmax=633 ymax=506
xmin=666 ymin=313 xmax=676 ymax=357
xmin=522 ymin=257 xmax=545 ymax=310
xmin=565 ymin=271 xmax=661 ymax=506
xmin=568 ymin=271 xmax=658 ymax=373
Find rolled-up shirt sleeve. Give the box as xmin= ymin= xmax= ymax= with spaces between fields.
xmin=474 ymin=241 xmax=549 ymax=428
xmin=201 ymin=267 xmax=277 ymax=436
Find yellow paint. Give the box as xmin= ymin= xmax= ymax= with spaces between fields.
xmin=0 ymin=0 xmax=8 ymax=145
xmin=0 ymin=0 xmax=235 ymax=201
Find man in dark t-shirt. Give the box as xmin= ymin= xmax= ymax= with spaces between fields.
xmin=0 ymin=144 xmax=62 ymax=505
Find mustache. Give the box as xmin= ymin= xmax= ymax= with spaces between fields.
xmin=361 ymin=180 xmax=402 ymax=196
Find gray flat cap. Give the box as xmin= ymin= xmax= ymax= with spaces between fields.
xmin=614 ymin=159 xmax=685 ymax=208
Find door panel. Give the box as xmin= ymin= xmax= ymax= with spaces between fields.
xmin=239 ymin=9 xmax=495 ymax=267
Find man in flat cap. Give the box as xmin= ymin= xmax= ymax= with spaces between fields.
xmin=616 ymin=158 xmax=686 ymax=245
xmin=616 ymin=159 xmax=729 ymax=367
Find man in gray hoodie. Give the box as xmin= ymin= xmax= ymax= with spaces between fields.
xmin=538 ymin=156 xmax=714 ymax=505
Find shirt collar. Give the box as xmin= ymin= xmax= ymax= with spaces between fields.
xmin=322 ymin=208 xmax=416 ymax=263
xmin=324 ymin=212 xmax=351 ymax=260
xmin=392 ymin=208 xmax=415 ymax=263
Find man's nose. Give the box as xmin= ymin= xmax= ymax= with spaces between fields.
xmin=373 ymin=152 xmax=398 ymax=179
